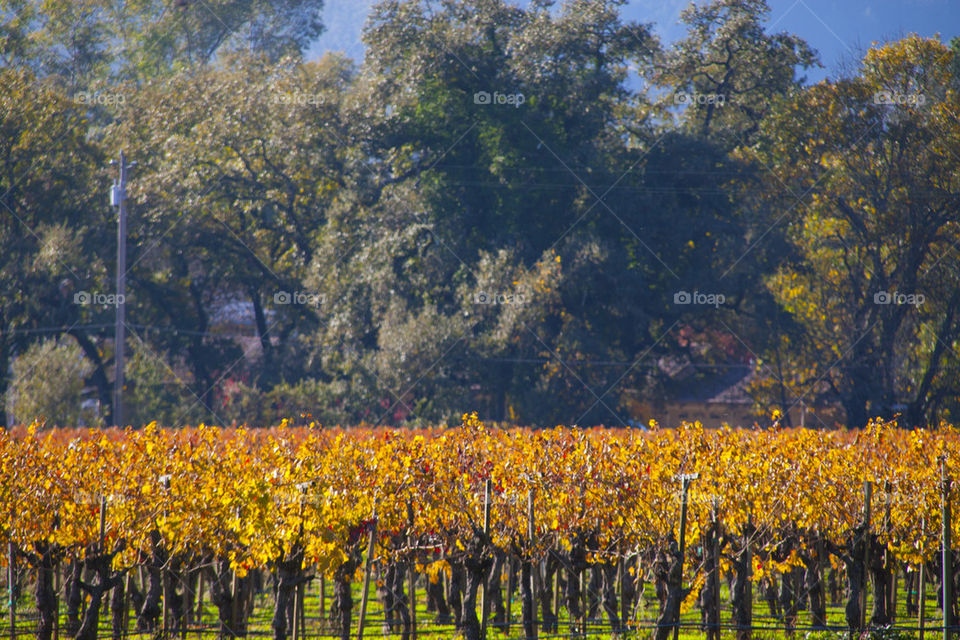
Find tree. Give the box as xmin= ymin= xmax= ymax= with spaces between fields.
xmin=336 ymin=0 xmax=674 ymax=424
xmin=0 ymin=67 xmax=110 ymax=426
xmin=104 ymin=53 xmax=355 ymax=422
xmin=652 ymin=0 xmax=819 ymax=145
xmin=8 ymin=338 xmax=99 ymax=426
xmin=0 ymin=0 xmax=325 ymax=86
xmin=743 ymin=35 xmax=960 ymax=427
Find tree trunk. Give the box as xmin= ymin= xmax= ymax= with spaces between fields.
xmin=65 ymin=559 xmax=83 ymax=637
xmin=829 ymin=566 xmax=841 ymax=605
xmin=622 ymin=551 xmax=639 ymax=631
xmin=76 ymin=544 xmax=125 ymax=640
xmin=730 ymin=527 xmax=754 ymax=640
xmin=68 ymin=328 xmax=113 ymax=424
xmin=273 ymin=548 xmax=304 ymax=640
xmin=377 ymin=563 xmax=396 ymax=633
xmin=392 ymin=560 xmax=411 ymax=640
xmin=206 ymin=558 xmax=239 ymax=638
xmin=654 ymin=540 xmax=685 ymax=640
xmin=765 ymin=576 xmax=780 ymax=619
xmin=427 ymin=572 xmax=451 ymax=624
xmin=565 ymin=538 xmax=588 ymax=635
xmin=487 ymin=551 xmax=506 ymax=630
xmin=587 ymin=564 xmax=602 ymax=620
xmin=27 ymin=542 xmax=59 ymax=640
xmin=459 ymin=532 xmax=492 ymax=640
xmin=779 ymin=567 xmax=803 ymax=635
xmin=519 ymin=559 xmax=536 ymax=640
xmin=826 ymin=524 xmax=868 ymax=639
xmin=537 ymin=556 xmax=558 ymax=633
xmin=110 ymin=571 xmax=125 ymax=640
xmin=803 ymin=541 xmax=827 ymax=628
xmin=700 ymin=525 xmax=721 ymax=640
xmin=185 ymin=563 xmax=200 ymax=627
xmin=329 ymin=548 xmax=361 ymax=640
xmin=137 ymin=532 xmax=164 ymax=632
xmin=165 ymin=555 xmax=185 ymax=634
xmin=870 ymin=534 xmax=892 ymax=625
xmin=448 ymin=560 xmax=464 ymax=630
xmin=600 ymin=561 xmax=622 ymax=633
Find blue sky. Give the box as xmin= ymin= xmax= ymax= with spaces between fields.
xmin=307 ymin=0 xmax=959 ymax=84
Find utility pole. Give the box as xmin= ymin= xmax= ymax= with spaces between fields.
xmin=110 ymin=151 xmax=134 ymax=427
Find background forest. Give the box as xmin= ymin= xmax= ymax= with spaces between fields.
xmin=1 ymin=0 xmax=958 ymax=429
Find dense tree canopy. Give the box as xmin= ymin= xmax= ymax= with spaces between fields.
xmin=1 ymin=0 xmax=957 ymax=428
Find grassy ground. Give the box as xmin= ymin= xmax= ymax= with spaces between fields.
xmin=1 ymin=569 xmax=944 ymax=639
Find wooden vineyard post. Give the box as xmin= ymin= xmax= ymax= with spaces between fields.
xmin=300 ymin=582 xmax=307 ymax=640
xmin=98 ymin=496 xmax=111 ymax=627
xmin=633 ymin=545 xmax=642 ymax=625
xmin=357 ymin=515 xmax=377 ymax=640
xmin=195 ymin=567 xmax=204 ymax=637
xmin=579 ymin=570 xmax=586 ymax=635
xmin=100 ymin=493 xmax=110 ymax=630
xmin=920 ymin=518 xmax=927 ymax=640
xmin=674 ymin=473 xmax=698 ymax=640
xmin=712 ymin=498 xmax=722 ymax=640
xmin=407 ymin=502 xmax=417 ymax=639
xmin=53 ymin=560 xmax=59 ymax=640
xmin=292 ymin=581 xmax=301 ymax=640
xmin=163 ymin=569 xmax=170 ymax=637
xmin=554 ymin=563 xmax=561 ymax=630
xmin=480 ymin=479 xmax=492 ymax=640
xmin=292 ymin=492 xmax=304 ymax=640
xmin=884 ymin=481 xmax=896 ymax=623
xmin=123 ymin=571 xmax=133 ymax=637
xmin=505 ymin=557 xmax=514 ymax=636
xmin=7 ymin=541 xmax=14 ymax=640
xmin=861 ymin=481 xmax=872 ymax=631
xmin=99 ymin=495 xmax=107 ymax=550
xmin=319 ymin=577 xmax=326 ymax=627
xmin=230 ymin=568 xmax=239 ymax=636
xmin=743 ymin=513 xmax=753 ymax=640
xmin=943 ymin=460 xmax=953 ymax=640
xmin=624 ymin=549 xmax=632 ymax=627
xmin=528 ymin=489 xmax=539 ymax=640
xmin=619 ymin=549 xmax=630 ymax=629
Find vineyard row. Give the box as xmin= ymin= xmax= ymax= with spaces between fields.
xmin=1 ymin=416 xmax=959 ymax=639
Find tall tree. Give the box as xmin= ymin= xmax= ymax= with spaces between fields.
xmin=743 ymin=35 xmax=960 ymax=427
xmin=0 ymin=68 xmax=109 ymax=426
xmin=652 ymin=0 xmax=818 ymax=145
xmin=0 ymin=0 xmax=325 ymax=86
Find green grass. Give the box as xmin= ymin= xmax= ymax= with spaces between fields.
xmin=0 ymin=569 xmax=945 ymax=639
